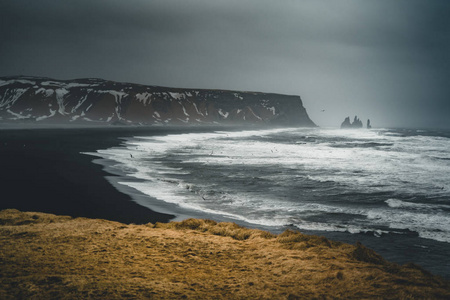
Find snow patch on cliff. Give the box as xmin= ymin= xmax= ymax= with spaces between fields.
xmin=100 ymin=90 xmax=127 ymax=119
xmin=65 ymin=82 xmax=94 ymax=88
xmin=136 ymin=92 xmax=152 ymax=105
xmin=248 ymin=107 xmax=262 ymax=120
xmin=0 ymin=88 xmax=29 ymax=109
xmin=218 ymin=109 xmax=229 ymax=119
xmin=177 ymin=117 xmax=189 ymax=123
xmin=104 ymin=113 xmax=114 ymax=122
xmin=7 ymin=109 xmax=30 ymax=120
xmin=55 ymin=89 xmax=69 ymax=115
xmin=192 ymin=103 xmax=204 ymax=116
xmin=233 ymin=93 xmax=244 ymax=100
xmin=42 ymin=81 xmax=62 ymax=87
xmin=71 ymin=95 xmax=88 ymax=113
xmin=0 ymin=79 xmax=36 ymax=87
xmin=35 ymin=88 xmax=54 ymax=97
xmin=36 ymin=109 xmax=56 ymax=121
xmin=267 ymin=107 xmax=276 ymax=115
xmin=181 ymin=105 xmax=190 ymax=116
xmin=169 ymin=92 xmax=185 ymax=100
xmin=107 ymin=91 xmax=127 ymax=103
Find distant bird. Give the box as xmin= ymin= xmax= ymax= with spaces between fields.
xmin=321 ymin=109 xmax=326 ymax=112
xmin=130 ymin=154 xmax=133 ymax=158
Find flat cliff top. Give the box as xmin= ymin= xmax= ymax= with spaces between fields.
xmin=0 ymin=76 xmax=316 ymax=126
xmin=1 ymin=209 xmax=449 ymax=299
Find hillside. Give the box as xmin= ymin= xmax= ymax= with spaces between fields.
xmin=1 ymin=209 xmax=449 ymax=299
xmin=0 ymin=76 xmax=316 ymax=127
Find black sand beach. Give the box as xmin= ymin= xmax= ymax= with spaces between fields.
xmin=0 ymin=125 xmax=220 ymax=224
xmin=2 ymin=125 xmax=450 ymax=280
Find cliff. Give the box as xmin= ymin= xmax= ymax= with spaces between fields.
xmin=0 ymin=76 xmax=316 ymax=127
xmin=1 ymin=209 xmax=449 ymax=299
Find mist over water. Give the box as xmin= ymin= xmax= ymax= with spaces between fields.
xmin=87 ymin=127 xmax=450 ymax=276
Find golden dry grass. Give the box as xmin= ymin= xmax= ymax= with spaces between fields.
xmin=1 ymin=209 xmax=449 ymax=299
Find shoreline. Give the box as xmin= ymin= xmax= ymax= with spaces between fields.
xmin=0 ymin=126 xmax=188 ymax=224
xmin=1 ymin=126 xmax=449 ymax=279
xmin=0 ymin=125 xmax=251 ymax=224
xmin=80 ymin=126 xmax=450 ymax=279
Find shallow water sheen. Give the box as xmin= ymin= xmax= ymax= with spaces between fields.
xmin=92 ymin=127 xmax=450 ymax=277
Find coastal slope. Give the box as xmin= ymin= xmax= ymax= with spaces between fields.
xmin=0 ymin=76 xmax=316 ymax=127
xmin=1 ymin=209 xmax=449 ymax=299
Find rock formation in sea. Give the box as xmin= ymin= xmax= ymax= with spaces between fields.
xmin=0 ymin=76 xmax=316 ymax=127
xmin=341 ymin=116 xmax=363 ymax=129
xmin=367 ymin=119 xmax=372 ymax=129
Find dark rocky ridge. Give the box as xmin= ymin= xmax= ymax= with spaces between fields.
xmin=0 ymin=76 xmax=316 ymax=127
xmin=341 ymin=116 xmax=363 ymax=129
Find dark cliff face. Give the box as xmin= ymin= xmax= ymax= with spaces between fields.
xmin=0 ymin=76 xmax=316 ymax=127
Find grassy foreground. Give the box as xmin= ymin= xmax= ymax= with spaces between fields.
xmin=1 ymin=209 xmax=449 ymax=299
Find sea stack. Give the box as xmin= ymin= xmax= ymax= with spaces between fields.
xmin=341 ymin=116 xmax=363 ymax=129
xmin=367 ymin=119 xmax=372 ymax=129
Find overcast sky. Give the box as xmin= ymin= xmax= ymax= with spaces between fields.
xmin=1 ymin=0 xmax=449 ymax=128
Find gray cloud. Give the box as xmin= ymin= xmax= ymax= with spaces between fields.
xmin=1 ymin=0 xmax=449 ymax=128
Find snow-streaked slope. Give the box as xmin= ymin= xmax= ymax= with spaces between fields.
xmin=0 ymin=76 xmax=316 ymax=126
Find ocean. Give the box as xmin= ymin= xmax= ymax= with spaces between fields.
xmin=86 ymin=127 xmax=450 ymax=278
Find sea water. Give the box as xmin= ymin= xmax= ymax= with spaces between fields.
xmin=87 ymin=127 xmax=450 ymax=277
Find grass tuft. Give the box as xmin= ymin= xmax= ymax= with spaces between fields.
xmin=350 ymin=241 xmax=386 ymax=265
xmin=157 ymin=219 xmax=276 ymax=240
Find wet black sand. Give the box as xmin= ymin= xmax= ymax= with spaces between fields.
xmin=0 ymin=125 xmax=225 ymax=224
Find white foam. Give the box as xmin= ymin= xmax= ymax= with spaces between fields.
xmin=85 ymin=127 xmax=450 ymax=243
xmin=367 ymin=208 xmax=450 ymax=243
xmin=294 ymin=222 xmax=390 ymax=237
xmin=103 ymin=127 xmax=450 ymax=201
xmin=386 ymin=198 xmax=450 ymax=210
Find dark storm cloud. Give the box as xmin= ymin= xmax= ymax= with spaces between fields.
xmin=1 ymin=0 xmax=449 ymax=128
